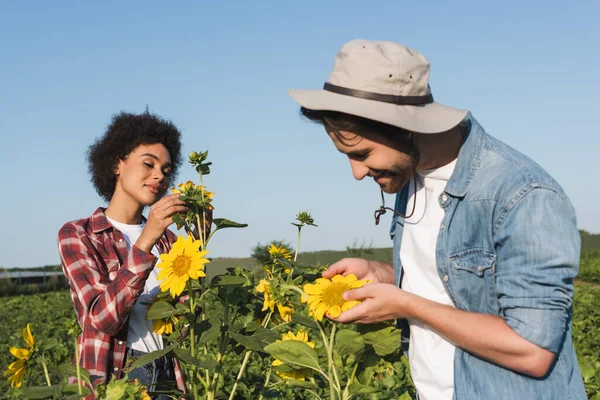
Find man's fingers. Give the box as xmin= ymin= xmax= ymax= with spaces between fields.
xmin=343 ymin=287 xmax=369 ymax=302
xmin=323 ymin=259 xmax=353 ymax=278
xmin=332 ymin=302 xmax=367 ymax=324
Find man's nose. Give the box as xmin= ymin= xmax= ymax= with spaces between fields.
xmin=349 ymin=159 xmax=369 ymax=181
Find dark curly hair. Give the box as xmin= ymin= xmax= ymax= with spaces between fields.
xmin=87 ymin=111 xmax=183 ymax=202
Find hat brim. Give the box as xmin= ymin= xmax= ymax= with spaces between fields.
xmin=288 ymin=89 xmax=468 ymax=134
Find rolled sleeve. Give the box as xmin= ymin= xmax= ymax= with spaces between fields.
xmin=494 ymin=187 xmax=579 ymax=353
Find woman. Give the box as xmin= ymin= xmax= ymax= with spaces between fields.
xmin=58 ymin=111 xmax=187 ymax=398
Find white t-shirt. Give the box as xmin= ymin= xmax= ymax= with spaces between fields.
xmin=400 ymin=159 xmax=457 ymax=400
xmin=106 ymin=217 xmax=163 ymax=353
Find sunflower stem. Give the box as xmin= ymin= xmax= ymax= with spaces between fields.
xmin=228 ymin=350 xmax=252 ymax=400
xmin=329 ymin=323 xmax=342 ymax=396
xmin=317 ymin=322 xmax=340 ymax=399
xmin=257 ymin=365 xmax=272 ymax=400
xmin=294 ymin=226 xmax=302 ymax=262
xmin=228 ymin=310 xmax=273 ymax=400
xmin=187 ymin=279 xmax=199 ymax=400
xmin=343 ymin=361 xmax=360 ymax=400
xmin=74 ymin=337 xmax=82 ymax=394
xmin=41 ymin=356 xmax=51 ymax=386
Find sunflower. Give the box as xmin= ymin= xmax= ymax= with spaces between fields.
xmin=4 ymin=323 xmax=35 ymax=388
xmin=157 ymin=235 xmax=209 ymax=297
xmin=272 ymin=330 xmax=315 ymax=381
xmin=303 ymin=274 xmax=369 ymax=321
xmin=171 ymin=181 xmax=215 ymax=210
xmin=152 ymin=316 xmax=179 ymax=335
xmin=276 ymin=303 xmax=294 ymax=323
xmin=268 ymin=244 xmax=292 ymax=261
xmin=255 ymin=279 xmax=275 ymax=312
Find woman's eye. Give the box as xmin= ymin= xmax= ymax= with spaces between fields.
xmin=144 ymin=162 xmax=153 ymax=168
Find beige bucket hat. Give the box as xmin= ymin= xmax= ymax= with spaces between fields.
xmin=289 ymin=39 xmax=468 ymax=134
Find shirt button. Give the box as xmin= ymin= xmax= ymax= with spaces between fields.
xmin=119 ymin=239 xmax=124 ymax=243
xmin=118 ymin=341 xmax=123 ymax=345
xmin=477 ymin=266 xmax=483 ymax=272
xmin=440 ymin=224 xmax=445 ymax=230
xmin=441 ymin=194 xmax=448 ymax=202
xmin=442 ymin=275 xmax=449 ymax=282
xmin=113 ymin=367 xmax=118 ymax=371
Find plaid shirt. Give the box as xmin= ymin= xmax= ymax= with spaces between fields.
xmin=58 ymin=207 xmax=186 ymax=396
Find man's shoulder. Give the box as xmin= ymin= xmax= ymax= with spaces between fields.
xmin=470 ymin=133 xmax=568 ymax=209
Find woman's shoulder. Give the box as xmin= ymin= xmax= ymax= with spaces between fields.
xmin=58 ymin=207 xmax=107 ymax=240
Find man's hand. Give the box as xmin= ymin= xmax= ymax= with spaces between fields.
xmin=330 ymin=283 xmax=410 ymax=324
xmin=323 ymin=258 xmax=394 ymax=284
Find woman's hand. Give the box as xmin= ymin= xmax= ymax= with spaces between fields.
xmin=135 ymin=194 xmax=187 ymax=253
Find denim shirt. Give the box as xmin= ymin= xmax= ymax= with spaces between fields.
xmin=390 ymin=114 xmax=586 ymax=399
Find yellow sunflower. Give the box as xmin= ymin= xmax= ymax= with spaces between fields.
xmin=276 ymin=303 xmax=294 ymax=323
xmin=171 ymin=180 xmax=195 ymax=194
xmin=4 ymin=323 xmax=35 ymax=388
xmin=152 ymin=316 xmax=179 ymax=335
xmin=268 ymin=244 xmax=292 ymax=261
xmin=303 ymin=274 xmax=369 ymax=321
xmin=256 ymin=279 xmax=275 ymax=312
xmin=157 ymin=235 xmax=209 ymax=297
xmin=272 ymin=330 xmax=315 ymax=381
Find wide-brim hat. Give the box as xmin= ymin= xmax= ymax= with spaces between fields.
xmin=289 ymin=39 xmax=468 ymax=134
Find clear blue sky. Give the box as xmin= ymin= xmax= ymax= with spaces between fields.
xmin=1 ymin=1 xmax=598 ymax=268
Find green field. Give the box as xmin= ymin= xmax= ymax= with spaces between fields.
xmin=1 ymin=249 xmax=599 ymax=399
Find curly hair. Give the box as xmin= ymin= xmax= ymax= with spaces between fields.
xmin=87 ymin=111 xmax=183 ymax=202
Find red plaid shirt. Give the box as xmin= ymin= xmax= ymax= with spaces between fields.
xmin=58 ymin=207 xmax=186 ymax=397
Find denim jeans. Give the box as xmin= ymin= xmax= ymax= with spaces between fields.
xmin=126 ymin=348 xmax=176 ymax=400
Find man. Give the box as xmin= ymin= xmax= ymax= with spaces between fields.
xmin=289 ymin=39 xmax=586 ymax=399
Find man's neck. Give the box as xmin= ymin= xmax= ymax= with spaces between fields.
xmin=415 ymin=125 xmax=463 ymax=171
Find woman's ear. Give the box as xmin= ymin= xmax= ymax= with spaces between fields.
xmin=114 ymin=159 xmax=124 ymax=177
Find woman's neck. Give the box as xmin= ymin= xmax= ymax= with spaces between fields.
xmin=105 ymin=190 xmax=144 ymax=224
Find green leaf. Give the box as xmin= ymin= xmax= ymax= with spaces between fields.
xmin=58 ymin=362 xmax=91 ymax=383
xmin=264 ymin=341 xmax=322 ymax=372
xmin=212 ymin=218 xmax=248 ymax=231
xmin=39 ymin=337 xmax=59 ymax=351
xmin=291 ymin=314 xmax=319 ymax=330
xmin=128 ymin=345 xmax=174 ymax=370
xmin=359 ymin=324 xmax=401 ymax=356
xmin=335 ymin=329 xmax=364 ymax=357
xmin=281 ymin=378 xmax=319 ymax=390
xmin=210 ymin=275 xmax=247 ymax=286
xmin=231 ymin=328 xmax=279 ymax=352
xmin=196 ymin=358 xmax=218 ymax=371
xmin=348 ymin=382 xmax=380 ymax=395
xmin=19 ymin=386 xmax=61 ymax=399
xmin=62 ymin=384 xmax=91 ymax=397
xmin=172 ymin=348 xmax=205 ymax=368
xmin=146 ymin=301 xmax=179 ymax=320
xmin=198 ymin=324 xmax=221 ymax=345
xmin=398 ymin=391 xmax=413 ymax=400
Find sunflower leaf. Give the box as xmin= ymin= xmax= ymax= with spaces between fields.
xmin=212 ymin=218 xmax=248 ymax=231
xmin=127 ymin=345 xmax=175 ymax=370
xmin=172 ymin=348 xmax=206 ymax=368
xmin=291 ymin=314 xmax=319 ymax=330
xmin=348 ymin=383 xmax=380 ymax=395
xmin=359 ymin=324 xmax=401 ymax=356
xmin=335 ymin=329 xmax=364 ymax=357
xmin=264 ymin=341 xmax=322 ymax=372
xmin=58 ymin=362 xmax=91 ymax=383
xmin=62 ymin=384 xmax=91 ymax=397
xmin=211 ymin=275 xmax=247 ymax=286
xmin=231 ymin=328 xmax=279 ymax=352
xmin=19 ymin=386 xmax=61 ymax=399
xmin=146 ymin=301 xmax=179 ymax=320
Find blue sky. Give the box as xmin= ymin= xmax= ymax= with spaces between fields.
xmin=1 ymin=1 xmax=598 ymax=268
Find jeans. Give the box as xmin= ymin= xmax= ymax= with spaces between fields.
xmin=126 ymin=348 xmax=176 ymax=400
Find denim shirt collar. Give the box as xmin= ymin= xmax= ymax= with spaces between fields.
xmin=443 ymin=112 xmax=485 ymax=198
